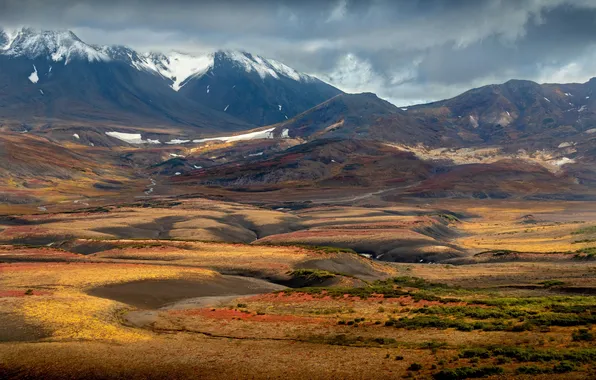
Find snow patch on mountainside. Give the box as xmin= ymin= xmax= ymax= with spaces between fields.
xmin=141 ymin=52 xmax=214 ymax=91
xmin=165 ymin=139 xmax=190 ymax=145
xmin=106 ymin=131 xmax=161 ymax=145
xmin=193 ymin=128 xmax=276 ymax=143
xmin=28 ymin=65 xmax=39 ymax=83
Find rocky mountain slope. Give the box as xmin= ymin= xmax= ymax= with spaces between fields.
xmin=0 ymin=27 xmax=341 ymax=131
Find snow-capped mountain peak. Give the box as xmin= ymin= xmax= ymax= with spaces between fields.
xmin=0 ymin=27 xmax=316 ymax=88
xmin=120 ymin=50 xmax=315 ymax=92
xmin=218 ymin=51 xmax=313 ymax=82
xmin=0 ymin=26 xmax=341 ymax=126
xmin=0 ymin=27 xmax=109 ymax=64
xmin=140 ymin=51 xmax=215 ymax=91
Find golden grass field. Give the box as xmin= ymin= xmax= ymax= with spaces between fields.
xmin=2 ymin=198 xmax=596 ymax=379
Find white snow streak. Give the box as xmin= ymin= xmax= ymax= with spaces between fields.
xmin=165 ymin=139 xmax=190 ymax=145
xmin=139 ymin=52 xmax=214 ymax=91
xmin=193 ymin=128 xmax=276 ymax=143
xmin=28 ymin=65 xmax=38 ymax=83
xmin=105 ymin=131 xmax=161 ymax=144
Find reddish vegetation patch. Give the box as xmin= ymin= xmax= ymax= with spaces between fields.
xmin=249 ymin=292 xmax=330 ymax=303
xmin=170 ymin=308 xmax=328 ymax=324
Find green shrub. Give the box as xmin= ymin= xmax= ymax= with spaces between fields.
xmin=407 ymin=363 xmax=423 ymax=371
xmin=288 ymin=269 xmax=336 ymax=280
xmin=572 ymin=328 xmax=594 ymax=342
xmin=495 ymin=357 xmax=510 ymax=365
xmin=460 ymin=348 xmax=490 ymax=359
xmin=540 ymin=280 xmax=565 ymax=288
xmin=553 ymin=361 xmax=576 ymax=373
xmin=433 ymin=366 xmax=503 ymax=380
xmin=462 ymin=346 xmax=596 ymax=364
xmin=516 ymin=365 xmax=547 ymax=375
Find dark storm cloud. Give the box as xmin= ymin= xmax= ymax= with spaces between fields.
xmin=3 ymin=0 xmax=596 ymax=105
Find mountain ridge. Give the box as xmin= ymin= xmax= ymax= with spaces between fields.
xmin=0 ymin=26 xmax=342 ymax=127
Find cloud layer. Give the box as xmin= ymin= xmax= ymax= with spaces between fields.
xmin=2 ymin=0 xmax=596 ymax=105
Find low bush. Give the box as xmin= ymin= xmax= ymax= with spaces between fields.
xmin=461 ymin=346 xmax=596 ymax=364
xmin=540 ymin=280 xmax=565 ymax=288
xmin=432 ymin=366 xmax=504 ymax=379
xmin=288 ymin=269 xmax=336 ymax=280
xmin=572 ymin=328 xmax=594 ymax=342
xmin=407 ymin=363 xmax=423 ymax=371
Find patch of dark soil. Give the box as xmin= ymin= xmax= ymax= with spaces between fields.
xmin=204 ymin=226 xmax=257 ymax=243
xmin=0 ymin=216 xmax=64 ymax=226
xmin=6 ymin=235 xmax=75 ymax=246
xmin=93 ymin=216 xmax=187 ymax=240
xmin=93 ymin=183 xmax=123 ymax=190
xmin=86 ymin=276 xmax=285 ymax=309
xmin=228 ymin=187 xmax=282 ymax=193
xmin=380 ymin=244 xmax=466 ymax=263
xmin=0 ymin=312 xmax=50 ymax=342
xmin=265 ymin=201 xmax=314 ymax=211
xmin=58 ymin=240 xmax=121 ymax=255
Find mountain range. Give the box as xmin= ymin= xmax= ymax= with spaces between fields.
xmin=2 ymin=27 xmax=596 ymax=201
xmin=0 ymin=27 xmax=341 ymax=133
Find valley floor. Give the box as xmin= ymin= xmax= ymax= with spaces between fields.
xmin=1 ymin=196 xmax=596 ymax=379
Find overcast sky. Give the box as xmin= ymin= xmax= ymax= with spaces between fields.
xmin=2 ymin=0 xmax=596 ymax=106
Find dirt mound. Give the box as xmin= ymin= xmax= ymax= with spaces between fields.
xmin=86 ymin=275 xmax=285 ymax=309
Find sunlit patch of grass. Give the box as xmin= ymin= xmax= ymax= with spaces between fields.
xmin=2 ymin=262 xmax=216 ymax=342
